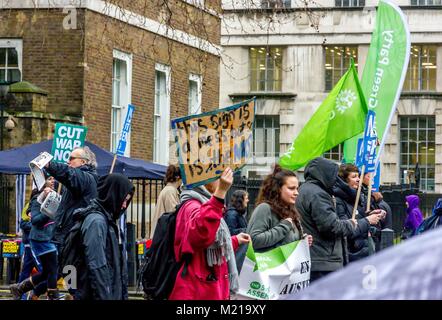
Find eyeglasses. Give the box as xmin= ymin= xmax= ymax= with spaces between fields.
xmin=69 ymin=156 xmax=86 ymax=161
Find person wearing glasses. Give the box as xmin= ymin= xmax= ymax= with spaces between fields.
xmin=44 ymin=146 xmax=99 ymax=270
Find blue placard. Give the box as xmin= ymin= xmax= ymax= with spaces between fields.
xmin=362 ymin=111 xmax=377 ymax=173
xmin=116 ymin=104 xmax=135 ymax=156
xmin=372 ymin=164 xmax=381 ymax=192
xmin=355 ymin=138 xmax=364 ymax=168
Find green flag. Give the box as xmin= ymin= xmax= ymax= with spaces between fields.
xmin=279 ymin=62 xmax=367 ymax=170
xmin=343 ymin=0 xmax=410 ymax=164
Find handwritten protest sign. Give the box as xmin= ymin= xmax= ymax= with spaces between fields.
xmin=51 ymin=123 xmax=87 ymax=163
xmin=171 ymin=99 xmax=255 ymax=188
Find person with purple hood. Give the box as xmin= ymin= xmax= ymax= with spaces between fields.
xmin=402 ymin=195 xmax=424 ymax=239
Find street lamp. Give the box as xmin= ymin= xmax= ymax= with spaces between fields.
xmin=0 ymin=84 xmax=10 ymax=151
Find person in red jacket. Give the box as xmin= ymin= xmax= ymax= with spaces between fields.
xmin=169 ymin=167 xmax=251 ymax=300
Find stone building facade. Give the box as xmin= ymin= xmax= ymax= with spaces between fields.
xmin=220 ymin=0 xmax=442 ymax=192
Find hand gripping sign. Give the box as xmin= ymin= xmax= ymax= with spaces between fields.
xmin=238 ymin=239 xmax=311 ymax=300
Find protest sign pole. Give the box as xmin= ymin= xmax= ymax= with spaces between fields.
xmin=352 ymin=164 xmax=365 ymax=220
xmin=110 ymin=154 xmax=117 ymax=174
xmin=366 ymin=172 xmax=373 ymax=212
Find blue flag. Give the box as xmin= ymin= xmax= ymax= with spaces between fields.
xmin=116 ymin=104 xmax=135 ymax=156
xmin=362 ymin=110 xmax=377 ymax=173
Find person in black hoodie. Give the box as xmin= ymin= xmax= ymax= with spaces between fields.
xmin=333 ymin=164 xmax=384 ymax=264
xmin=44 ymin=146 xmax=99 ymax=269
xmin=225 ymin=190 xmax=249 ymax=273
xmin=296 ymin=157 xmax=383 ymax=282
xmin=73 ymin=173 xmax=134 ymax=300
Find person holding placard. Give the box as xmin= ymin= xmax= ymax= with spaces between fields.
xmin=44 ymin=147 xmax=98 ymax=268
xmin=333 ymin=164 xmax=384 ymax=264
xmin=296 ymin=157 xmax=381 ymax=282
xmin=169 ymin=168 xmax=251 ymax=300
xmin=10 ymin=177 xmax=61 ymax=300
xmin=247 ymin=165 xmax=313 ymax=254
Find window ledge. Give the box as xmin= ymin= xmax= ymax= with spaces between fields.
xmin=229 ymin=92 xmax=296 ymax=101
xmin=401 ymin=91 xmax=442 ymax=99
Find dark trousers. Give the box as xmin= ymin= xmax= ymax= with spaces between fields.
xmin=31 ymin=251 xmax=58 ymax=295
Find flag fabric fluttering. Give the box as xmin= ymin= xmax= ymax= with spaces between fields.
xmin=279 ymin=61 xmax=368 ymax=171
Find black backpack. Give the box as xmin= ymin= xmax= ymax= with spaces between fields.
xmin=138 ymin=203 xmax=191 ymax=300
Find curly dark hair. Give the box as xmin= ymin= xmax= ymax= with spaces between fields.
xmin=229 ymin=190 xmax=248 ymax=214
xmin=164 ymin=165 xmax=181 ymax=184
xmin=256 ymin=164 xmax=302 ymax=230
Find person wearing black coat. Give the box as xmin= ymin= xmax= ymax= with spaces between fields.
xmin=73 ymin=173 xmax=134 ymax=300
xmin=296 ymin=158 xmax=383 ymax=282
xmin=333 ymin=164 xmax=383 ymax=264
xmin=44 ymin=147 xmax=99 ymax=263
xmin=225 ymin=190 xmax=249 ymax=273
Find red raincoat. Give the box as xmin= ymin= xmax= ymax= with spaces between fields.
xmin=169 ymin=196 xmax=239 ymax=300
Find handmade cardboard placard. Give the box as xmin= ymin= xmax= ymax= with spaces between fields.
xmin=171 ymin=99 xmax=256 ymax=188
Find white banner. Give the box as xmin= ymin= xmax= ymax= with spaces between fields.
xmin=238 ymin=239 xmax=311 ymax=300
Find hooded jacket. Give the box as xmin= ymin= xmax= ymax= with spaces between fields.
xmin=45 ymin=161 xmax=99 ymax=249
xmin=333 ymin=177 xmax=370 ymax=261
xmin=74 ymin=173 xmax=134 ymax=300
xmin=169 ymin=186 xmax=239 ymax=300
xmin=404 ymin=195 xmax=424 ymax=231
xmin=296 ymin=157 xmax=364 ymax=272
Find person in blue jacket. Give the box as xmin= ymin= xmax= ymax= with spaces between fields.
xmin=10 ymin=177 xmax=60 ymax=300
xmin=225 ymin=190 xmax=249 ymax=273
xmin=44 ymin=146 xmax=99 ymax=268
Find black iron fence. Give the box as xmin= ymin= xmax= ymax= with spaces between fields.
xmin=0 ymin=174 xmax=11 ymax=234
xmin=228 ymin=176 xmax=442 ymax=239
xmin=127 ymin=178 xmax=164 ymax=240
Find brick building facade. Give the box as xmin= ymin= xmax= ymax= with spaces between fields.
xmin=1 ymin=0 xmax=221 ymax=163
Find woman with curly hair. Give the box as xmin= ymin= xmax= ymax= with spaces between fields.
xmin=247 ymin=164 xmax=313 ymax=253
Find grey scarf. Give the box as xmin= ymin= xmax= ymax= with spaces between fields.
xmin=180 ymin=186 xmax=239 ymax=293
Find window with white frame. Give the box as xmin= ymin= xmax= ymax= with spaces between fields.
xmin=325 ymin=45 xmax=358 ymax=91
xmin=153 ymin=64 xmax=171 ymax=165
xmin=323 ymin=144 xmax=343 ymax=162
xmin=253 ymin=115 xmax=280 ymax=158
xmin=0 ymin=39 xmax=22 ymax=84
xmin=250 ymin=47 xmax=282 ymax=92
xmin=188 ymin=74 xmax=202 ymax=115
xmin=111 ymin=50 xmax=132 ymax=155
xmin=403 ymin=45 xmax=437 ymax=91
xmin=335 ymin=0 xmax=365 ymax=7
xmin=411 ymin=0 xmax=441 ymax=5
xmin=399 ymin=116 xmax=435 ymax=191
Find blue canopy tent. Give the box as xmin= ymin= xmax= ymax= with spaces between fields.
xmin=0 ymin=139 xmax=166 ymax=179
xmin=0 ymin=140 xmax=166 ymax=284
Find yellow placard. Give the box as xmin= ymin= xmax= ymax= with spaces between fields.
xmin=2 ymin=241 xmax=19 ymax=254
